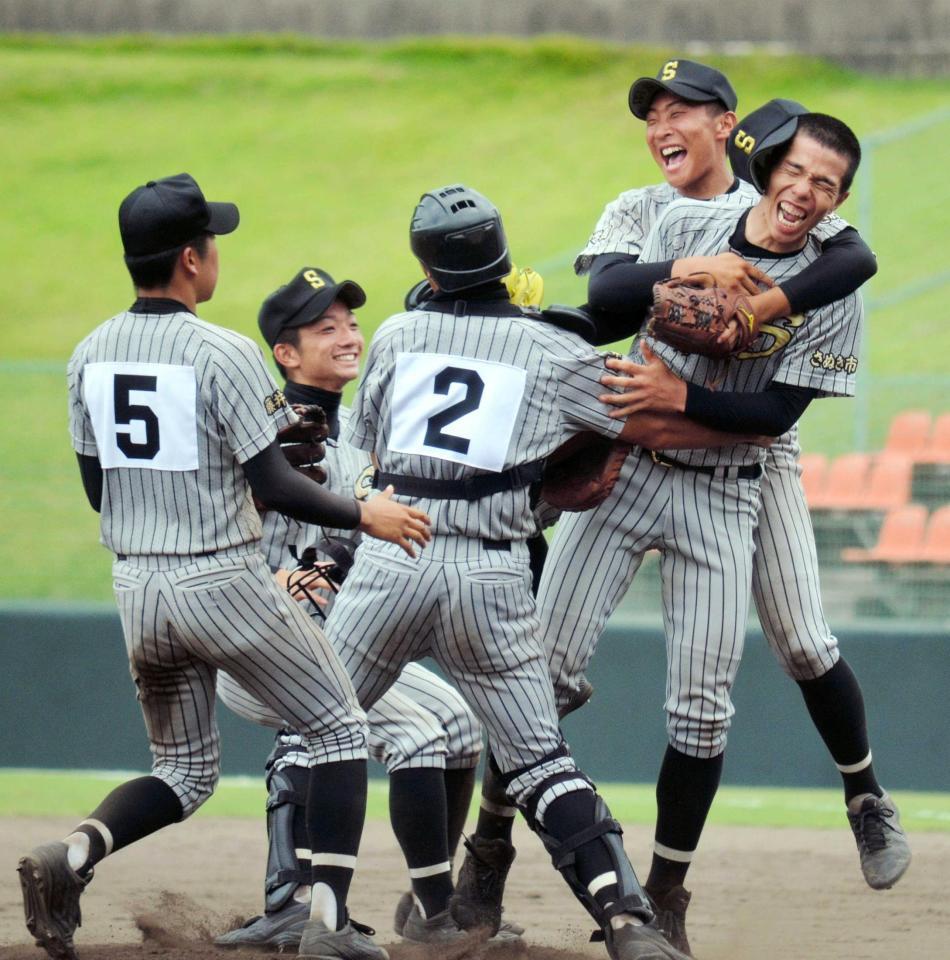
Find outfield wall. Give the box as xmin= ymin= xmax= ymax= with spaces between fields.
xmin=2 ymin=606 xmax=946 ymax=790
xmin=2 ymin=0 xmax=949 ymax=74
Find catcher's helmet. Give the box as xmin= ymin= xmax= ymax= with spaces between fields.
xmin=729 ymin=98 xmax=809 ymax=194
xmin=410 ymin=185 xmax=511 ymax=293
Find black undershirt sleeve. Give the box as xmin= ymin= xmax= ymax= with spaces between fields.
xmin=685 ymin=381 xmax=818 ymax=436
xmin=585 ymin=253 xmax=674 ymax=344
xmin=77 ymin=453 xmax=103 ymax=512
xmin=779 ymin=226 xmax=877 ymax=315
xmin=242 ymin=442 xmax=362 ymax=530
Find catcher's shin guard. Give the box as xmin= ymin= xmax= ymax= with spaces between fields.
xmin=527 ymin=792 xmax=654 ymax=929
xmin=263 ymin=743 xmax=312 ymax=914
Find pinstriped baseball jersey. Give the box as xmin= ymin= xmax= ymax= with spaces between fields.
xmin=218 ymin=405 xmax=483 ymax=774
xmin=636 ymin=202 xmax=863 ymax=467
xmin=348 ymin=308 xmax=623 ymax=541
xmin=574 ymin=180 xmax=759 ymax=273
xmin=68 ymin=304 xmax=293 ymax=556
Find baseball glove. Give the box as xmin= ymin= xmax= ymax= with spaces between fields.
xmin=278 ymin=404 xmax=329 ymax=484
xmin=647 ymin=273 xmax=757 ymax=359
xmin=541 ymin=433 xmax=632 ymax=512
xmin=287 ymin=537 xmax=359 ymax=619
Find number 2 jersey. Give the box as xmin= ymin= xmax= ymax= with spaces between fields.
xmin=67 ymin=299 xmax=294 ymax=556
xmin=348 ymin=296 xmax=624 ymax=541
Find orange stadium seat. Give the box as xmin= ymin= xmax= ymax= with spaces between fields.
xmin=810 ymin=452 xmax=871 ymax=510
xmin=859 ymin=454 xmax=914 ymax=510
xmin=920 ymin=412 xmax=950 ymax=464
xmin=883 ymin=409 xmax=932 ymax=459
xmin=841 ymin=504 xmax=928 ymax=564
xmin=798 ymin=453 xmax=828 ymax=507
xmin=919 ymin=505 xmax=950 ymax=564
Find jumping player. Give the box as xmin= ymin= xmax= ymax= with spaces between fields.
xmin=18 ymin=174 xmax=430 ymax=960
xmin=453 ymin=62 xmax=906 ymax=958
xmin=543 ymin=98 xmax=910 ymax=954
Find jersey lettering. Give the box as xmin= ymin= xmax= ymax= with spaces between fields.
xmin=114 ymin=374 xmax=160 ymax=459
xmin=736 ymin=313 xmax=807 ymax=361
xmin=389 ymin=353 xmax=526 ymax=471
xmin=423 ymin=367 xmax=484 ymax=455
xmin=661 ymin=60 xmax=678 ymax=81
xmin=84 ymin=362 xmax=199 ymax=470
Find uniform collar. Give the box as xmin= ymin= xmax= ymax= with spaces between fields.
xmin=129 ymin=297 xmax=194 ymax=315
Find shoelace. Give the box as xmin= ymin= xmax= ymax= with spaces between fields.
xmin=854 ymin=801 xmax=895 ymax=853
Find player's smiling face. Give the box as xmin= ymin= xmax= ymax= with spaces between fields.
xmin=291 ymin=300 xmax=365 ymax=391
xmin=644 ymin=93 xmax=735 ymax=198
xmin=759 ymin=133 xmax=850 ymax=251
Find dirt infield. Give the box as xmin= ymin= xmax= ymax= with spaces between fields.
xmin=1 ymin=815 xmax=947 ymax=960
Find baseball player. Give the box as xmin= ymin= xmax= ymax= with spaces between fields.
xmin=18 ymin=173 xmax=430 ymax=960
xmin=538 ymin=91 xmax=909 ymax=954
xmin=452 ymin=63 xmax=898 ymax=955
xmin=212 ymin=266 xmax=513 ymax=948
xmin=318 ymin=183 xmax=765 ymax=960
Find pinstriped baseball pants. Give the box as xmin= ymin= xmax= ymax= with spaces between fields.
xmin=752 ymin=433 xmax=840 ymax=680
xmin=324 ymin=535 xmax=571 ymax=804
xmin=112 ymin=544 xmax=367 ymax=816
xmin=217 ymin=661 xmax=482 ymax=773
xmin=539 ymin=451 xmax=762 ymax=759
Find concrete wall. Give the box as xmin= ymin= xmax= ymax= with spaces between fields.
xmin=2 ymin=0 xmax=949 ymax=74
xmin=2 ymin=606 xmax=947 ymax=789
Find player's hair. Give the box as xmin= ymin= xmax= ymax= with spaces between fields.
xmin=124 ymin=233 xmax=211 ymax=289
xmin=770 ymin=113 xmax=862 ymax=194
xmin=271 ymin=326 xmax=301 ymax=380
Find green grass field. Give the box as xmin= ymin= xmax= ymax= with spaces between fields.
xmin=3 ymin=769 xmax=949 ymax=832
xmin=2 ymin=35 xmax=949 ymax=601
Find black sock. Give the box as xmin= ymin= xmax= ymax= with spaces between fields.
xmin=389 ymin=768 xmax=453 ymax=917
xmin=542 ymin=789 xmax=619 ymax=912
xmin=308 ymin=760 xmax=366 ymax=930
xmin=797 ymin=658 xmax=881 ymax=802
xmin=71 ymin=775 xmax=183 ymax=875
xmin=444 ymin=766 xmax=477 ymax=860
xmin=647 ymin=747 xmax=723 ymax=896
xmin=473 ymin=752 xmax=516 ymax=843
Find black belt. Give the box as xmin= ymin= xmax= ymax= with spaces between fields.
xmin=482 ymin=538 xmax=511 ymax=551
xmin=372 ymin=459 xmax=545 ymax=501
xmin=646 ymin=450 xmax=762 ymax=480
xmin=116 ymin=550 xmax=216 ymax=561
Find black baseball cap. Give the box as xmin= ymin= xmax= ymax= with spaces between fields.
xmin=729 ymin=99 xmax=810 ymax=193
xmin=629 ymin=59 xmax=737 ymax=120
xmin=119 ymin=172 xmax=240 ymax=257
xmin=258 ymin=267 xmax=367 ymax=348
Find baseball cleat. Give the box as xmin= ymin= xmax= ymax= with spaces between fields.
xmin=449 ymin=835 xmax=516 ymax=935
xmin=214 ymin=899 xmax=309 ymax=950
xmin=847 ymin=791 xmax=912 ymax=890
xmin=605 ymin=919 xmax=693 ymax=960
xmin=646 ymin=885 xmax=692 ymax=957
xmin=396 ymin=892 xmax=524 ymax=944
xmin=18 ymin=841 xmax=90 ymax=960
xmin=297 ymin=918 xmax=388 ymax=960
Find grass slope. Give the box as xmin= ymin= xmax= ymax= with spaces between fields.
xmin=2 ymin=35 xmax=949 ymax=600
xmin=2 ymin=769 xmax=948 ymax=832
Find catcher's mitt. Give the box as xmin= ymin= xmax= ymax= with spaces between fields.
xmin=541 ymin=433 xmax=632 ymax=512
xmin=278 ymin=404 xmax=330 ymax=484
xmin=647 ymin=273 xmax=757 ymax=359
